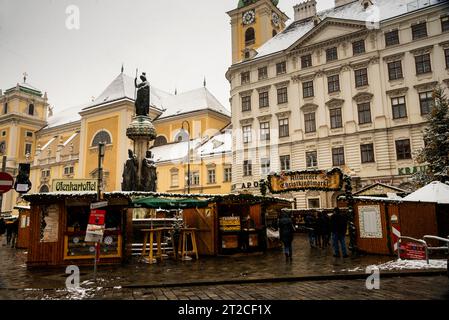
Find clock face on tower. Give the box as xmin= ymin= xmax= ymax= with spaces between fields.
xmin=272 ymin=12 xmax=280 ymax=27
xmin=242 ymin=10 xmax=255 ymax=25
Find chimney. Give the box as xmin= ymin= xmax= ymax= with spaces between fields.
xmin=293 ymin=0 xmax=317 ymax=22
xmin=335 ymin=0 xmax=357 ymax=8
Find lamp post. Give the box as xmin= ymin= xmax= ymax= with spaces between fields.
xmin=97 ymin=142 xmax=106 ymax=201
xmin=180 ymin=121 xmax=191 ymax=194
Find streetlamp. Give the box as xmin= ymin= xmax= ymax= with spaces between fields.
xmin=180 ymin=121 xmax=191 ymax=194
xmin=97 ymin=142 xmax=106 ymax=201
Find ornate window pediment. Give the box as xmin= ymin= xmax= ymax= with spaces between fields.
xmin=353 ymin=92 xmax=373 ymax=103
xmin=439 ymin=41 xmax=449 ymax=49
xmin=350 ymin=59 xmax=371 ymax=70
xmin=239 ymin=89 xmax=253 ymax=97
xmin=240 ymin=117 xmax=254 ymax=125
xmin=386 ymin=87 xmax=408 ymax=97
xmin=256 ymin=85 xmax=271 ymax=92
xmin=413 ymin=81 xmax=438 ymax=92
xmin=275 ymin=110 xmax=292 ymax=118
xmin=300 ymin=103 xmax=318 ymax=113
xmin=383 ymin=52 xmax=405 ymax=63
xmin=257 ymin=114 xmax=272 ymax=121
xmin=274 ymin=80 xmax=290 ymax=88
xmin=324 ymin=67 xmax=341 ymax=76
xmin=325 ymin=98 xmax=345 ymax=108
xmin=409 ymin=45 xmax=433 ymax=56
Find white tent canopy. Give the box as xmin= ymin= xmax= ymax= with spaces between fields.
xmin=403 ymin=181 xmax=449 ymax=204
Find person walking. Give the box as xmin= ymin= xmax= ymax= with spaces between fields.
xmin=304 ymin=212 xmax=317 ymax=248
xmin=5 ymin=219 xmax=13 ymax=246
xmin=0 ymin=217 xmax=6 ymax=244
xmin=278 ymin=211 xmax=295 ymax=261
xmin=10 ymin=218 xmax=19 ymax=248
xmin=330 ymin=207 xmax=349 ymax=258
xmin=321 ymin=212 xmax=331 ymax=248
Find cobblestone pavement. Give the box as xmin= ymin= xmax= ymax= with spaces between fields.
xmin=1 ymin=276 xmax=448 ymax=300
xmin=0 ymin=234 xmax=395 ymax=290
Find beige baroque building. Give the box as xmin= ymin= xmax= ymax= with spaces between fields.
xmin=226 ymin=0 xmax=449 ymax=208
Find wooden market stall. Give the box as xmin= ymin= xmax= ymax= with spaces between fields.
xmin=22 ymin=192 xmax=133 ymax=267
xmin=338 ymin=196 xmax=438 ymax=255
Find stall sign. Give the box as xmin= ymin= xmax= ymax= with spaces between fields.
xmin=85 ymin=209 xmax=106 ymax=243
xmin=52 ymin=179 xmax=97 ymax=192
xmin=267 ymin=169 xmax=343 ymax=194
xmin=400 ymin=242 xmax=427 ymax=260
xmin=220 ymin=216 xmax=241 ymax=232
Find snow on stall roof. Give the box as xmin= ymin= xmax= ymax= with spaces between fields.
xmin=199 ymin=131 xmax=232 ymax=156
xmin=158 ymin=87 xmax=230 ymax=119
xmin=404 ymin=181 xmax=449 ymax=204
xmin=254 ymin=0 xmax=446 ymax=59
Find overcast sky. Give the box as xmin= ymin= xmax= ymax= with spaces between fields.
xmin=0 ymin=0 xmax=335 ymax=112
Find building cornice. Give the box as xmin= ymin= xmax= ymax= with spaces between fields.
xmin=386 ymin=87 xmax=409 ymax=96
xmin=413 ymin=81 xmax=439 ymax=92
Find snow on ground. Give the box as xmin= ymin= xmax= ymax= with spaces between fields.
xmin=374 ymin=259 xmax=447 ymax=271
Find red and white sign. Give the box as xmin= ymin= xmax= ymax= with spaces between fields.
xmin=400 ymin=242 xmax=427 ymax=260
xmin=88 ymin=209 xmax=106 ymax=225
xmin=85 ymin=209 xmax=106 ymax=243
xmin=0 ymin=172 xmax=14 ymax=194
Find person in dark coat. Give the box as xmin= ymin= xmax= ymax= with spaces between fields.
xmin=10 ymin=218 xmax=19 ymax=248
xmin=304 ymin=213 xmax=317 ymax=248
xmin=278 ymin=211 xmax=295 ymax=261
xmin=321 ymin=212 xmax=331 ymax=248
xmin=5 ymin=219 xmax=13 ymax=246
xmin=330 ymin=207 xmax=349 ymax=258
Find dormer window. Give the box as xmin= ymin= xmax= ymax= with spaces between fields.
xmin=28 ymin=103 xmax=34 ymax=116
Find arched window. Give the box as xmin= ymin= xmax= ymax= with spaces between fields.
xmin=39 ymin=185 xmax=49 ymax=193
xmin=91 ymin=130 xmax=112 ymax=147
xmin=174 ymin=130 xmax=189 ymax=143
xmin=245 ymin=28 xmax=255 ymax=45
xmin=153 ymin=135 xmax=168 ymax=147
xmin=272 ymin=29 xmax=277 ymax=37
xmin=28 ymin=103 xmax=34 ymax=116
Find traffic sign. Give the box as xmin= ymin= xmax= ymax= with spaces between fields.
xmin=0 ymin=172 xmax=14 ymax=194
xmin=90 ymin=201 xmax=108 ymax=210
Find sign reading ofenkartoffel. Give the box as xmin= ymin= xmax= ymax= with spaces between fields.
xmin=52 ymin=179 xmax=97 ymax=192
xmin=267 ymin=169 xmax=343 ymax=193
xmin=85 ymin=209 xmax=106 ymax=243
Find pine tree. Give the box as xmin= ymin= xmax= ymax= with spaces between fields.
xmin=414 ymin=86 xmax=449 ymax=186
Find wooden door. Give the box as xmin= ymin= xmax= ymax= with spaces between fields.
xmin=183 ymin=204 xmax=217 ymax=256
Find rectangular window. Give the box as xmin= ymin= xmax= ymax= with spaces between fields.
xmin=301 ymin=54 xmax=312 ymax=68
xmin=358 ymin=103 xmax=372 ymax=124
xmin=242 ymin=95 xmax=251 ymax=112
xmin=241 ymin=71 xmax=250 ymax=85
xmin=308 ymin=198 xmax=320 ymax=209
xmin=64 ymin=166 xmax=74 ymax=175
xmin=279 ymin=118 xmax=289 ymax=138
xmin=171 ymin=171 xmax=179 ymax=187
xmin=415 ymin=54 xmax=432 ymax=74
xmin=361 ymin=144 xmax=375 ymax=163
xmin=242 ymin=125 xmax=252 ymax=143
xmin=442 ymin=16 xmax=449 ymax=32
xmin=1 ymin=131 xmax=6 ymax=137
xmin=355 ymin=68 xmax=368 ymax=87
xmin=188 ymin=171 xmax=200 ymax=186
xmin=326 ymin=47 xmax=338 ymax=62
xmin=396 ymin=139 xmax=412 ymax=160
xmin=261 ymin=158 xmax=270 ymax=175
xmin=385 ymin=30 xmax=399 ymax=46
xmin=26 ymin=131 xmax=33 ymax=138
xmin=391 ymin=96 xmax=407 ymax=119
xmin=352 ymin=39 xmax=365 ymax=55
xmin=277 ymin=87 xmax=288 ymax=104
xmin=25 ymin=143 xmax=32 ymax=156
xmin=224 ymin=167 xmax=232 ymax=182
xmin=304 ymin=112 xmax=316 ymax=133
xmin=306 ymin=151 xmax=318 ymax=168
xmin=330 ymin=108 xmax=343 ymax=129
xmin=258 ymin=66 xmax=268 ymax=80
xmin=327 ymin=75 xmax=340 ymax=93
xmin=388 ymin=61 xmax=403 ymax=80
xmin=276 ymin=61 xmax=287 ymax=75
xmin=260 ymin=122 xmax=270 ymax=141
xmin=445 ymin=49 xmax=449 ymax=69
xmin=41 ymin=169 xmax=50 ymax=178
xmin=412 ymin=22 xmax=427 ymax=40
xmin=259 ymin=91 xmax=269 ymax=108
xmin=207 ymin=169 xmax=216 ymax=184
xmin=243 ymin=160 xmax=252 ymax=176
xmin=332 ymin=147 xmax=345 ymax=166
xmin=302 ymin=81 xmax=314 ymax=98
xmin=280 ymin=155 xmax=290 ymax=171
xmin=419 ymin=91 xmax=434 ymax=115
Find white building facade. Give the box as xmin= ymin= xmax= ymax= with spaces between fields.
xmin=226 ymin=0 xmax=449 ymax=208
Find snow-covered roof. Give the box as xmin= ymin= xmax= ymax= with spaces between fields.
xmin=403 ymin=181 xmax=449 ymax=204
xmin=150 ymin=138 xmax=203 ymax=163
xmin=47 ymin=103 xmax=86 ymax=128
xmin=254 ymin=0 xmax=447 ymax=59
xmin=199 ymin=131 xmax=232 ymax=156
xmin=158 ymin=87 xmax=231 ymax=120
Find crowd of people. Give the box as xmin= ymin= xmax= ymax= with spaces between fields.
xmin=0 ymin=216 xmax=19 ymax=248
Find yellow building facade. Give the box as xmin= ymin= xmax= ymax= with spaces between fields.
xmin=0 ymin=71 xmax=231 ymax=216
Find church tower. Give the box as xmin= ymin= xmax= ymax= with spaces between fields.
xmin=227 ymin=0 xmax=288 ymax=64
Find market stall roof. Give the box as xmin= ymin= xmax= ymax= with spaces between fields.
xmin=132 ymin=196 xmax=209 ymax=209
xmin=403 ymin=181 xmax=449 ymax=204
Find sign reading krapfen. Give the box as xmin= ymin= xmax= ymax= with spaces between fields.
xmin=52 ymin=179 xmax=97 ymax=192
xmin=267 ymin=169 xmax=343 ymax=194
